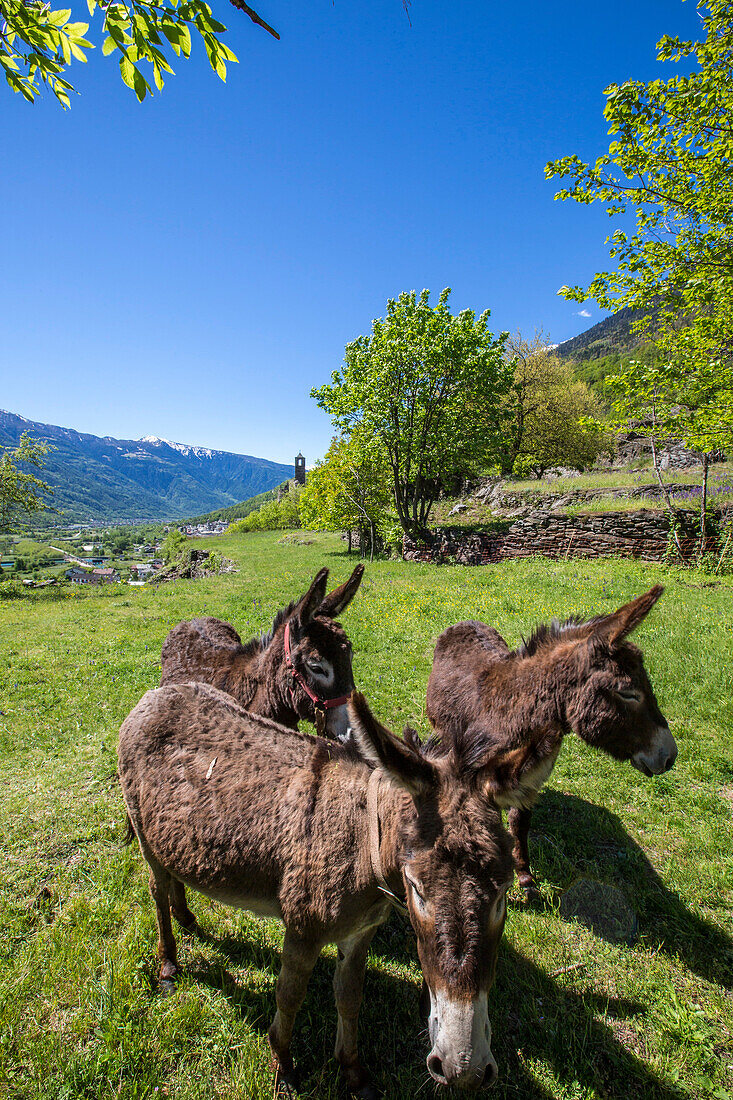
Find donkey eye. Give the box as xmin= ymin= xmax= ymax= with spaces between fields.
xmin=405 ymin=875 xmax=427 ymax=915
xmin=617 ymin=689 xmax=643 ymax=703
xmin=308 ymin=662 xmax=326 ymax=675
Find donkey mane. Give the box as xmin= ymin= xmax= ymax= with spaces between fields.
xmin=402 ymin=726 xmax=508 ymax=783
xmin=239 ymin=596 xmax=302 ymax=659
xmin=164 ymin=681 xmax=359 ymax=757
xmin=516 ymin=615 xmax=596 ymax=658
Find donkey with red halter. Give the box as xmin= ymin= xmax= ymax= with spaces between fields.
xmin=119 ymin=685 xmax=514 ymax=1094
xmin=426 ymin=586 xmax=677 ymax=900
xmin=161 ymin=565 xmax=363 ymax=739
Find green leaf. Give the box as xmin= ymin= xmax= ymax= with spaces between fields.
xmin=102 ymin=36 xmax=117 ymax=56
xmin=48 ymin=9 xmax=72 ymax=26
xmin=132 ymin=64 xmax=147 ymax=101
xmin=119 ymin=54 xmax=136 ymax=89
xmin=68 ymin=39 xmax=88 ymax=62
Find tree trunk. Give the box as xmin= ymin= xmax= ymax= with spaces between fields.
xmin=699 ymin=452 xmax=710 ymax=559
xmin=650 ymin=436 xmax=683 ymax=559
xmin=347 ymin=529 xmax=352 ymax=554
xmin=369 ymin=520 xmax=375 ymax=563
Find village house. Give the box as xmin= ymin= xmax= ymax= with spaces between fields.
xmin=129 ymin=563 xmax=155 ymax=581
xmin=178 ymin=521 xmax=229 ymax=537
xmin=66 ymin=567 xmax=120 ymax=585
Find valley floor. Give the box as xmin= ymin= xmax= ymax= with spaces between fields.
xmin=1 ymin=531 xmax=732 ymax=1099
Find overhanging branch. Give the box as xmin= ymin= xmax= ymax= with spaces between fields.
xmin=228 ymin=0 xmax=279 ymax=39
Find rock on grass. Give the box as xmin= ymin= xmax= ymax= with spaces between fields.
xmin=560 ymin=879 xmax=638 ymax=944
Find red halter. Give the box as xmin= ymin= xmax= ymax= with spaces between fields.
xmin=283 ymin=621 xmax=350 ymax=726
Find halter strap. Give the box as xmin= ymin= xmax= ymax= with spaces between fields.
xmin=283 ymin=621 xmax=350 ymax=721
xmin=367 ymin=769 xmax=408 ymax=915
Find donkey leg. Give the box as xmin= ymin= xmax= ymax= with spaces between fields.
xmin=507 ymin=806 xmax=541 ymax=902
xmin=148 ymin=866 xmax=178 ymax=988
xmin=169 ymin=878 xmax=197 ymax=930
xmin=268 ymin=932 xmax=322 ymax=1091
xmin=334 ymin=928 xmax=380 ymax=1099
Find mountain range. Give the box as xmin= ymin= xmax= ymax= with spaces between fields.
xmin=0 ymin=410 xmax=292 ymax=525
xmin=556 ymin=307 xmax=646 ymax=362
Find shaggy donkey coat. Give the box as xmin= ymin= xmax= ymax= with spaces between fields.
xmin=426 ymin=586 xmax=677 ymax=899
xmin=118 ymin=685 xmax=514 ymax=1094
xmin=160 ymin=565 xmax=363 ymax=738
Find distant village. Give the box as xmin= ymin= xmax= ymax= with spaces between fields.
xmin=63 ymin=521 xmax=231 ymax=586
xmin=1 ymin=455 xmax=308 ymax=588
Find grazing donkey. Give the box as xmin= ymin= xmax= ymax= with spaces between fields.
xmin=426 ymin=585 xmax=677 ymax=901
xmin=118 ymin=684 xmax=514 ymax=1094
xmin=160 ymin=566 xmax=363 ymax=739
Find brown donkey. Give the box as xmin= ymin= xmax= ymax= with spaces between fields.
xmin=118 ymin=684 xmax=514 ymax=1094
xmin=160 ymin=565 xmax=363 ymax=739
xmin=426 ymin=585 xmax=677 ymax=901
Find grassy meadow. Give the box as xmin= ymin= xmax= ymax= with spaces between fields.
xmin=1 ymin=530 xmax=732 ymax=1100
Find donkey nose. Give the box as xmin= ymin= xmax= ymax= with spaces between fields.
xmin=427 ymin=1053 xmax=448 ymax=1085
xmin=427 ymin=1052 xmax=494 ymax=1091
xmin=482 ymin=1059 xmax=498 ymax=1088
xmin=663 ymin=740 xmax=678 ymax=772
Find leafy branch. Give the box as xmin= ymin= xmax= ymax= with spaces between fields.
xmin=0 ymin=0 xmax=277 ymax=106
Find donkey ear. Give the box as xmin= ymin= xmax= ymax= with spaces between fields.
xmin=595 ymin=585 xmax=664 ymax=647
xmin=348 ymin=692 xmax=435 ymax=797
xmin=292 ymin=569 xmax=330 ymax=630
xmin=317 ymin=564 xmax=365 ymax=618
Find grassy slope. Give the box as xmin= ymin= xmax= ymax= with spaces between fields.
xmin=1 ymin=532 xmax=732 ymax=1100
xmin=182 ymin=485 xmax=283 ymax=525
xmin=431 ymin=464 xmax=733 ymax=528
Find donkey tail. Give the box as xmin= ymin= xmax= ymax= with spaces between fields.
xmin=123 ymin=814 xmax=136 ymax=846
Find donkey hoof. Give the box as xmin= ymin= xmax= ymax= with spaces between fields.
xmin=172 ymin=909 xmax=197 ymax=931
xmin=352 ymin=1083 xmax=380 ymax=1100
xmin=271 ymin=1054 xmax=301 ymax=1096
xmin=340 ymin=1063 xmax=380 ymax=1099
xmin=158 ymin=959 xmax=178 ymax=995
xmin=522 ymin=884 xmax=543 ymax=906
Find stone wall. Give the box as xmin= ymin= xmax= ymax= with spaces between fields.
xmin=471 ymin=478 xmax=706 ymax=516
xmin=403 ymin=508 xmax=707 ymax=565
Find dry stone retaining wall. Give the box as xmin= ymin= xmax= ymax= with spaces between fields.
xmin=403 ymin=509 xmax=700 ymax=565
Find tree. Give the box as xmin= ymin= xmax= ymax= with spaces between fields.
xmin=161 ymin=526 xmax=186 ymax=562
xmin=299 ymin=432 xmax=392 ymax=560
xmin=1 ymin=0 xmax=276 ymax=105
xmin=311 ymin=288 xmax=511 ymax=543
xmin=606 ymin=346 xmax=733 ymax=557
xmin=546 ymin=1 xmax=733 ymax=327
xmin=0 ymin=432 xmax=54 ymax=532
xmin=546 ymin=0 xmax=733 ymax=553
xmin=229 ymin=482 xmax=302 ymax=532
xmin=494 ymin=332 xmax=608 ymax=476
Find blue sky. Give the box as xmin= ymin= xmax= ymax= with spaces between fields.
xmin=2 ymin=0 xmax=701 ymax=465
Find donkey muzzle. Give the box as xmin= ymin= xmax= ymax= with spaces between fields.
xmin=427 ymin=991 xmax=496 ymax=1089
xmin=631 ymin=727 xmax=678 ymax=776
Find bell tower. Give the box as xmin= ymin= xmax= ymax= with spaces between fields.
xmin=294 ymin=453 xmax=306 ymax=485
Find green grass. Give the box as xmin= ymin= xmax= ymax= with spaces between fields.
xmin=1 ymin=531 xmax=732 ymax=1099
xmin=503 ymin=462 xmax=733 ymax=497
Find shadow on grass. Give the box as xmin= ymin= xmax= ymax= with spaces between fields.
xmin=168 ymin=912 xmax=688 ymax=1099
xmin=492 ymin=944 xmax=687 ymax=1100
xmin=528 ymin=790 xmax=733 ymax=990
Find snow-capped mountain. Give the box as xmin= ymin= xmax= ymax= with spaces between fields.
xmin=0 ymin=409 xmax=291 ymax=523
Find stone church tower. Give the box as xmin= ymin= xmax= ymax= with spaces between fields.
xmin=294 ymin=453 xmax=306 ymax=485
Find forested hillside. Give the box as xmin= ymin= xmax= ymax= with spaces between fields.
xmin=0 ymin=410 xmax=291 ymax=524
